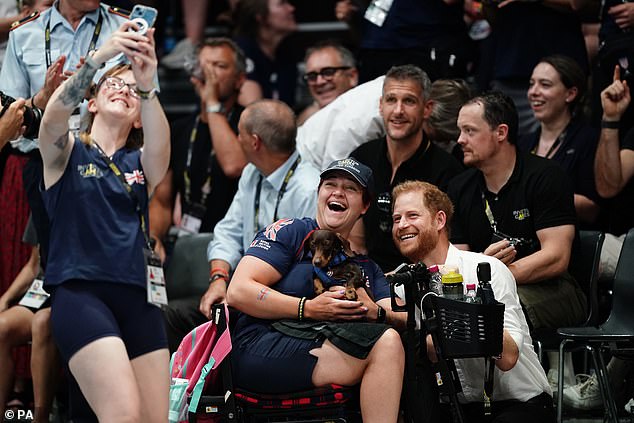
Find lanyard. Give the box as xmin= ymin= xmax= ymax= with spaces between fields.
xmin=182 ymin=109 xmax=235 ymax=206
xmin=45 ymin=10 xmax=104 ymax=68
xmin=481 ymin=191 xmax=497 ymax=232
xmin=253 ymin=156 xmax=301 ymax=233
xmin=183 ymin=116 xmax=214 ymax=206
xmin=91 ymin=140 xmax=152 ymax=250
xmin=530 ymin=126 xmax=568 ymax=160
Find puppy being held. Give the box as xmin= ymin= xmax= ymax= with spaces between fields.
xmin=307 ymin=229 xmax=371 ymax=301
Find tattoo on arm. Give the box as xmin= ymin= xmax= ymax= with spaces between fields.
xmin=53 ymin=133 xmax=69 ymax=150
xmin=58 ymin=63 xmax=98 ymax=107
xmin=257 ymin=288 xmax=270 ymax=301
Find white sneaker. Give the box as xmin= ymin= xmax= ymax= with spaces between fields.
xmin=547 ymin=369 xmax=559 ymax=397
xmin=161 ymin=38 xmax=196 ymax=70
xmin=563 ymin=373 xmax=603 ymax=410
xmin=625 ymin=397 xmax=633 ymax=414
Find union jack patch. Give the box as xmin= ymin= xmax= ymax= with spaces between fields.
xmin=263 ymin=218 xmax=294 ymax=241
xmin=124 ymin=169 xmax=145 ymax=185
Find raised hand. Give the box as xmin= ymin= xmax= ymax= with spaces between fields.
xmin=601 ymin=65 xmax=631 ymax=122
xmin=608 ymin=2 xmax=634 ymax=30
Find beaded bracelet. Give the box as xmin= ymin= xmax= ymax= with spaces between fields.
xmin=298 ymin=297 xmax=307 ymax=321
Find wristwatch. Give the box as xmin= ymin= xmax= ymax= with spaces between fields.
xmin=206 ymin=102 xmax=223 ymax=114
xmin=376 ymin=304 xmax=387 ymax=323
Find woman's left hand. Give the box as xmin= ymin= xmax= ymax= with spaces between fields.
xmin=305 ymin=290 xmax=368 ymax=321
xmin=127 ymin=27 xmax=158 ymax=91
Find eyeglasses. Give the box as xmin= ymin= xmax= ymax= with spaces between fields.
xmin=303 ymin=66 xmax=351 ymax=83
xmin=101 ymin=76 xmax=140 ymax=99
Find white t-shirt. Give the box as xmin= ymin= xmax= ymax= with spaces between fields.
xmin=296 ymin=76 xmax=385 ymax=170
xmin=443 ymin=244 xmax=551 ymax=403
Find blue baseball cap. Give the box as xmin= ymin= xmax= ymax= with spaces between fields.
xmin=320 ymin=158 xmax=374 ymax=195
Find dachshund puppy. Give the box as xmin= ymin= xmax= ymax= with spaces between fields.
xmin=307 ymin=229 xmax=370 ymax=301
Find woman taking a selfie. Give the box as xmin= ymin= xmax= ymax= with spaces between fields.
xmin=38 ymin=21 xmax=170 ymax=422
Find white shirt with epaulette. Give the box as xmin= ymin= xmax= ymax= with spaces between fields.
xmin=0 ymin=2 xmax=129 ymax=148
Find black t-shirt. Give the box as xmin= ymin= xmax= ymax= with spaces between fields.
xmin=235 ymin=36 xmax=299 ymax=108
xmin=518 ymin=117 xmax=602 ymax=228
xmin=169 ymin=106 xmax=243 ymax=233
xmin=351 ymin=136 xmax=464 ymax=272
xmin=447 ymin=151 xmax=576 ymax=259
xmin=490 ymin=3 xmax=587 ymax=80
xmin=360 ymin=0 xmax=467 ymax=49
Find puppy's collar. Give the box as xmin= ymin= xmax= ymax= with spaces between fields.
xmin=313 ymin=252 xmax=348 ymax=287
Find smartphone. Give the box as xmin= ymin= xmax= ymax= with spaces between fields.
xmin=129 ymin=4 xmax=158 ymax=35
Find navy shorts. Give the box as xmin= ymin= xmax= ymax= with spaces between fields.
xmin=232 ymin=322 xmax=321 ymax=394
xmin=50 ymin=280 xmax=167 ymax=362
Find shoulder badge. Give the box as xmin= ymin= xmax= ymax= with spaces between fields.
xmin=108 ymin=6 xmax=130 ymax=19
xmin=10 ymin=10 xmax=40 ymax=31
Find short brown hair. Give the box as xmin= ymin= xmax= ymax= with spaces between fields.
xmin=83 ymin=64 xmax=143 ymax=149
xmin=392 ymin=180 xmax=454 ymax=226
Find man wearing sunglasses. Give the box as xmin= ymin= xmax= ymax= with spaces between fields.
xmin=297 ymin=41 xmax=358 ymax=125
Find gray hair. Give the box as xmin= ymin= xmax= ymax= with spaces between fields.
xmin=304 ymin=40 xmax=356 ymax=68
xmin=384 ymin=65 xmax=432 ymax=102
xmin=243 ymin=100 xmax=297 ymax=153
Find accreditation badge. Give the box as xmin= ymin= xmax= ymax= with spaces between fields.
xmin=179 ymin=203 xmax=206 ymax=234
xmin=144 ymin=248 xmax=168 ymax=307
xmin=364 ymin=0 xmax=393 ymax=27
xmin=18 ymin=278 xmax=50 ymax=310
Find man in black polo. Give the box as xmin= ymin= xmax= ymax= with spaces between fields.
xmin=447 ymin=91 xmax=586 ymax=332
xmin=149 ymin=37 xmax=247 ymax=261
xmin=350 ymin=64 xmax=463 ymax=272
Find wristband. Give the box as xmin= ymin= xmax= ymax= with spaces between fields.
xmin=601 ymin=120 xmax=620 ymax=129
xmin=210 ymin=267 xmax=229 ymax=279
xmin=84 ymin=54 xmax=100 ymax=70
xmin=298 ymin=297 xmax=307 ymax=321
xmin=136 ymin=87 xmax=158 ymax=100
xmin=376 ymin=304 xmax=387 ymax=323
xmin=209 ymin=274 xmax=228 ymax=284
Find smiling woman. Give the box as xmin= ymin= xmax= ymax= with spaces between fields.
xmin=225 ymin=157 xmax=407 ymax=423
xmin=519 ymin=54 xmax=601 ymax=228
xmin=36 ymin=22 xmax=171 ymax=422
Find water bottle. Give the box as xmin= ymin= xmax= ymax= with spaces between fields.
xmin=427 ymin=265 xmax=443 ymax=296
xmin=441 ymin=269 xmax=464 ymax=301
xmin=465 ymin=283 xmax=480 ymax=304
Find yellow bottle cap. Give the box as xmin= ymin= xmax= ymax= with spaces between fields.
xmin=441 ymin=270 xmax=463 ymax=284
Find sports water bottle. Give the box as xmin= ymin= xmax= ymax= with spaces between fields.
xmin=441 ymin=269 xmax=464 ymax=301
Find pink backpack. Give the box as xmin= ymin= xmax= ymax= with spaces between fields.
xmin=169 ymin=304 xmax=232 ymax=423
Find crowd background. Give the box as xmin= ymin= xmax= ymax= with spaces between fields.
xmin=1 ymin=0 xmax=633 ymax=421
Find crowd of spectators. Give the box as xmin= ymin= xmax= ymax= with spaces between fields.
xmin=0 ymin=0 xmax=633 ymax=421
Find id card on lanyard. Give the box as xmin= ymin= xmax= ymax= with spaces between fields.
xmin=91 ymin=139 xmax=168 ymax=307
xmin=179 ymin=116 xmax=212 ymax=234
xmin=144 ymin=248 xmax=168 ymax=307
xmin=364 ymin=0 xmax=394 ymax=27
xmin=18 ymin=278 xmax=50 ymax=310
